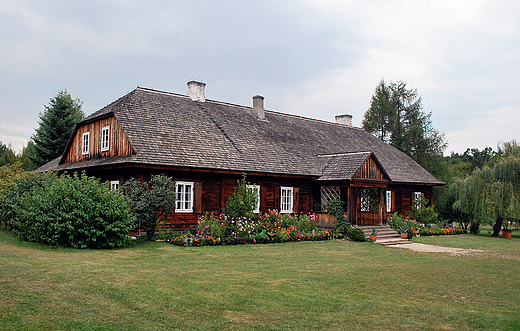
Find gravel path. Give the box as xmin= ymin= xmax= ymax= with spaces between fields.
xmin=393 ymin=243 xmax=483 ymax=255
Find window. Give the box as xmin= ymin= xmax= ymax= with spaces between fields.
xmin=110 ymin=180 xmax=120 ymax=191
xmin=360 ymin=188 xmax=378 ymax=212
xmin=360 ymin=191 xmax=370 ymax=211
xmin=321 ymin=186 xmax=340 ymax=210
xmin=386 ymin=190 xmax=392 ymax=212
xmin=247 ymin=184 xmax=260 ymax=214
xmin=101 ymin=126 xmax=110 ymax=152
xmin=82 ymin=132 xmax=90 ymax=155
xmin=414 ymin=191 xmax=422 ymax=208
xmin=280 ymin=186 xmax=293 ymax=213
xmin=176 ymin=181 xmax=194 ymax=212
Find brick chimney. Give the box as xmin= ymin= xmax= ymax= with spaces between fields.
xmin=187 ymin=81 xmax=206 ymax=102
xmin=252 ymin=95 xmax=265 ymax=120
xmin=335 ymin=114 xmax=353 ymax=127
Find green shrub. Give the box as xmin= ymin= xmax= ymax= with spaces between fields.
xmin=122 ymin=174 xmax=176 ymax=241
xmin=2 ymin=172 xmax=133 ymax=248
xmin=388 ymin=213 xmax=417 ymax=237
xmin=407 ymin=196 xmax=439 ymax=224
xmin=223 ymin=174 xmax=258 ymax=219
xmin=469 ymin=221 xmax=480 ymax=234
xmin=347 ymin=228 xmax=366 ymax=242
xmin=294 ymin=213 xmax=316 ymax=232
xmin=328 ymin=199 xmax=351 ymax=237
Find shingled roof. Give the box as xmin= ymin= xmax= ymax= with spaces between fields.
xmin=45 ymin=86 xmax=443 ymax=185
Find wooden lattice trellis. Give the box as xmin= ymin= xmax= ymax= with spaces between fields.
xmin=321 ymin=186 xmax=340 ymax=209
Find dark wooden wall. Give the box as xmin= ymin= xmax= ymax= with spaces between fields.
xmin=85 ymin=165 xmax=434 ymax=230
xmin=89 ymin=167 xmax=314 ymax=230
xmin=390 ymin=185 xmax=433 ymax=216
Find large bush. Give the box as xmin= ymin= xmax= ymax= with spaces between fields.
xmin=1 ymin=172 xmax=133 ymax=248
xmin=223 ymin=174 xmax=258 ymax=219
xmin=122 ymin=174 xmax=176 ymax=241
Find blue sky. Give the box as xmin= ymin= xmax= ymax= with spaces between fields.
xmin=1 ymin=0 xmax=519 ymax=155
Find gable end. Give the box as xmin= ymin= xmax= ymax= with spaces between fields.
xmin=353 ymin=154 xmax=389 ymax=181
xmin=62 ymin=115 xmax=135 ymax=164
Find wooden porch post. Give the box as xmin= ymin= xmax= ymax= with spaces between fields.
xmin=378 ymin=188 xmax=387 ymax=225
xmin=349 ymin=187 xmax=357 ymax=225
xmin=347 ymin=187 xmax=352 ymax=223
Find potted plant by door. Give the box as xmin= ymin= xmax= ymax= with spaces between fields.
xmin=369 ymin=226 xmax=378 ymax=242
xmin=399 ymin=224 xmax=409 ymax=239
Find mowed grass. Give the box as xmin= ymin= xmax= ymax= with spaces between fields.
xmin=1 ymin=229 xmax=519 ymax=331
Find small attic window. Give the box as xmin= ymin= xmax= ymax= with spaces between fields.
xmin=101 ymin=126 xmax=110 ymax=152
xmin=82 ymin=132 xmax=90 ymax=155
xmin=110 ymin=180 xmax=120 ymax=190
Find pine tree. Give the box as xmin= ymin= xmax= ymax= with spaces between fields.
xmin=0 ymin=141 xmax=7 ymax=160
xmin=20 ymin=140 xmax=37 ymax=171
xmin=362 ymin=80 xmax=447 ymax=171
xmin=32 ymin=90 xmax=84 ymax=167
xmin=362 ymin=80 xmax=393 ymax=142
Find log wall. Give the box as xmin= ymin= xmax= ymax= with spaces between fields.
xmin=84 ymin=165 xmax=435 ymax=231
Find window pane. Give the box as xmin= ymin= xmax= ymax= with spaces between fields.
xmin=386 ymin=190 xmax=392 ymax=212
xmin=176 ymin=182 xmax=194 ymax=212
xmin=280 ymin=187 xmax=293 ymax=213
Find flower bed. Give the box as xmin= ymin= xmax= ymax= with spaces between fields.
xmin=167 ymin=210 xmax=332 ymax=247
xmin=388 ymin=213 xmax=467 ymax=238
xmin=418 ymin=226 xmax=467 ymax=236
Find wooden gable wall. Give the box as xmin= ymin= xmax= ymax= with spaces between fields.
xmin=63 ymin=116 xmax=134 ymax=163
xmin=353 ymin=155 xmax=386 ymax=180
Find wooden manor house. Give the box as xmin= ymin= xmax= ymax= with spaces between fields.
xmin=37 ymin=81 xmax=444 ymax=229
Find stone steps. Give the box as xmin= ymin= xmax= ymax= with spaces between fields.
xmin=356 ymin=225 xmax=412 ymax=246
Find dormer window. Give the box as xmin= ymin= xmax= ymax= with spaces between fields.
xmin=82 ymin=132 xmax=90 ymax=155
xmin=101 ymin=126 xmax=110 ymax=152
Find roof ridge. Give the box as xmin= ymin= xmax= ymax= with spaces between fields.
xmin=136 ymin=86 xmax=362 ymax=129
xmin=136 ymin=86 xmax=250 ymax=110
xmin=318 ymin=151 xmax=372 ymax=157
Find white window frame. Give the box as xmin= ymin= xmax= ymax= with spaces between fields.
xmin=386 ymin=190 xmax=392 ymax=212
xmin=110 ymin=180 xmax=120 ymax=191
xmin=414 ymin=191 xmax=422 ymax=208
xmin=280 ymin=186 xmax=293 ymax=214
xmin=82 ymin=132 xmax=90 ymax=155
xmin=176 ymin=181 xmax=194 ymax=213
xmin=101 ymin=126 xmax=110 ymax=152
xmin=247 ymin=184 xmax=260 ymax=214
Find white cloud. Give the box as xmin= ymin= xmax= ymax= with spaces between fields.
xmin=0 ymin=0 xmax=519 ymax=156
xmin=446 ymin=106 xmax=520 ymax=153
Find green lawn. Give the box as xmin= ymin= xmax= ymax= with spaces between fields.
xmin=1 ymin=229 xmax=519 ymax=331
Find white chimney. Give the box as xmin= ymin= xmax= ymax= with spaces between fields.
xmin=252 ymin=95 xmax=265 ymax=120
xmin=187 ymin=81 xmax=206 ymax=102
xmin=335 ymin=114 xmax=353 ymax=127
